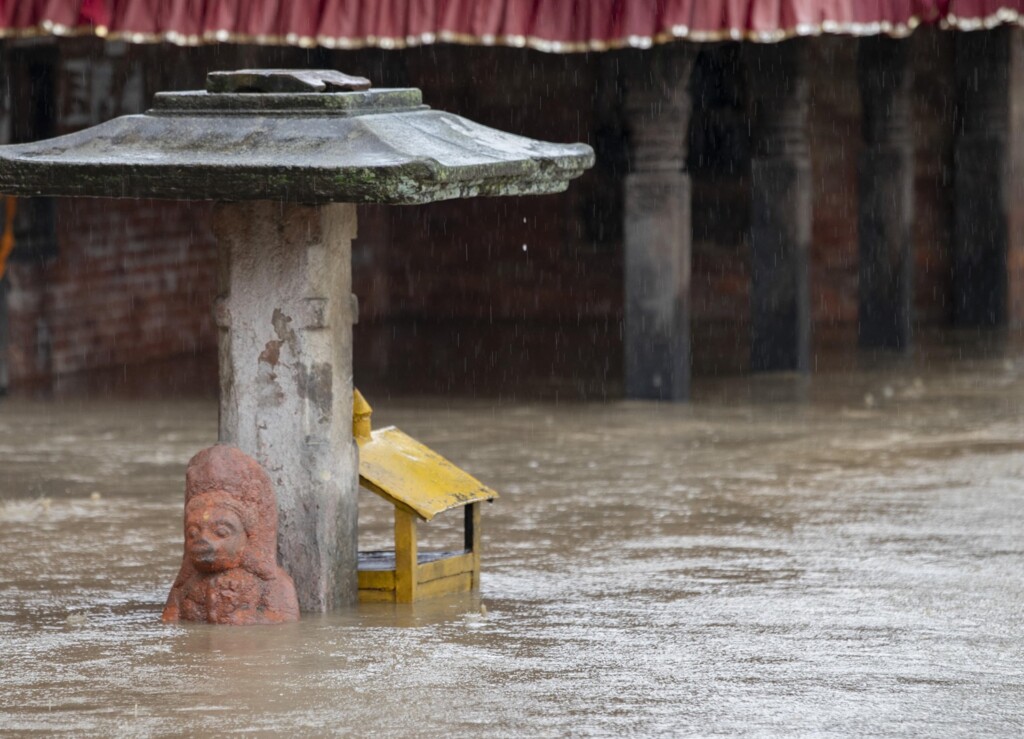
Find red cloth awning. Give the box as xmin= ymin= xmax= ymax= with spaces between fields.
xmin=2 ymin=1 xmax=1022 ymax=51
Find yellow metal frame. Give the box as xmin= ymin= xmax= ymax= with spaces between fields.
xmin=353 ymin=390 xmax=491 ymax=603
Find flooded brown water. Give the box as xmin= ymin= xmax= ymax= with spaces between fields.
xmin=3 ymin=334 xmax=1024 ymax=735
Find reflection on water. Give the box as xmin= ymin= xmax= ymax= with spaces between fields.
xmin=3 ymin=334 xmax=1024 ymax=735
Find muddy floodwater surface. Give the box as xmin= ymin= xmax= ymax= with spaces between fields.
xmin=2 ymin=338 xmax=1024 ymax=736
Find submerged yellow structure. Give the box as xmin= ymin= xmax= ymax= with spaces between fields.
xmin=353 ymin=391 xmax=498 ymax=603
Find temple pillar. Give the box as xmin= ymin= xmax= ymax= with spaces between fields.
xmin=623 ymin=45 xmax=695 ymax=401
xmin=953 ymin=29 xmax=1010 ymax=326
xmin=213 ymin=201 xmax=359 ymax=612
xmin=857 ymin=36 xmax=914 ymax=350
xmin=746 ymin=40 xmax=811 ymax=372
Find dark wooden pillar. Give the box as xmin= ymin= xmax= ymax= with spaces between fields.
xmin=857 ymin=37 xmax=914 ymax=350
xmin=623 ymin=45 xmax=695 ymax=400
xmin=953 ymin=28 xmax=1010 ymax=326
xmin=746 ymin=40 xmax=811 ymax=372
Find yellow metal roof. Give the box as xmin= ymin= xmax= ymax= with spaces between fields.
xmin=358 ymin=426 xmax=498 ymax=521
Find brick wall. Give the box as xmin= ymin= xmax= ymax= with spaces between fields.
xmin=6 ymin=199 xmax=217 ymax=381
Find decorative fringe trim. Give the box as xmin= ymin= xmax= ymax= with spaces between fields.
xmin=1 ymin=9 xmax=1022 ymax=53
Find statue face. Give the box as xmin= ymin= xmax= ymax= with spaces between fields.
xmin=185 ymin=502 xmax=246 ymax=573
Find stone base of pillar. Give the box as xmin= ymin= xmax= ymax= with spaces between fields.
xmin=213 ymin=201 xmax=359 ymax=612
xmin=750 ymin=156 xmax=811 ymax=372
xmin=624 ymin=171 xmax=691 ymax=401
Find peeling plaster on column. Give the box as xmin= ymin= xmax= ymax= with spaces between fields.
xmin=214 ymin=201 xmax=358 ymax=611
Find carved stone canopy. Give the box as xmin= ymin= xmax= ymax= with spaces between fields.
xmin=0 ymin=69 xmax=594 ymax=205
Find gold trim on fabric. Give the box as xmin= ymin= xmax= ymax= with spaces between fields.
xmin=0 ymin=9 xmax=1021 ymax=51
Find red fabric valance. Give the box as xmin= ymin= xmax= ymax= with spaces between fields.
xmin=2 ymin=0 xmax=1023 ymax=50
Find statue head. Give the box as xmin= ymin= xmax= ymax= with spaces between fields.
xmin=184 ymin=492 xmax=248 ymax=573
xmin=181 ymin=444 xmax=279 ymax=581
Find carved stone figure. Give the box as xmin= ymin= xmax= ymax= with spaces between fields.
xmin=162 ymin=445 xmax=299 ymax=625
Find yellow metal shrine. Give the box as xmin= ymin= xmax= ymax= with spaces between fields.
xmin=353 ymin=390 xmax=498 ymax=603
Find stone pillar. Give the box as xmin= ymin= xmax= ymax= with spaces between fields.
xmin=953 ymin=28 xmax=1009 ymax=326
xmin=857 ymin=36 xmax=914 ymax=350
xmin=213 ymin=201 xmax=359 ymax=612
xmin=623 ymin=45 xmax=695 ymax=401
xmin=746 ymin=40 xmax=811 ymax=372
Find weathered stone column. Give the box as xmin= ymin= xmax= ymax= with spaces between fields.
xmin=953 ymin=28 xmax=1010 ymax=326
xmin=746 ymin=40 xmax=811 ymax=372
xmin=213 ymin=201 xmax=358 ymax=611
xmin=623 ymin=46 xmax=695 ymax=401
xmin=858 ymin=36 xmax=914 ymax=350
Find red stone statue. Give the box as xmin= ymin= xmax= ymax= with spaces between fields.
xmin=162 ymin=445 xmax=299 ymax=625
